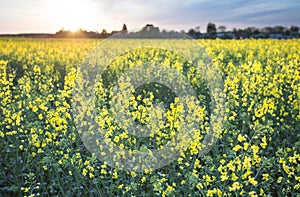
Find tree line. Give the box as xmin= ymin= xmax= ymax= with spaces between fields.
xmin=187 ymin=23 xmax=300 ymax=39
xmin=1 ymin=23 xmax=299 ymax=39
xmin=53 ymin=23 xmax=300 ymax=39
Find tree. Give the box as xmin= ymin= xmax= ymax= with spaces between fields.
xmin=122 ymin=24 xmax=128 ymax=33
xmin=290 ymin=26 xmax=299 ymax=33
xmin=273 ymin=26 xmax=285 ymax=34
xmin=187 ymin=28 xmax=196 ymax=38
xmin=263 ymin=27 xmax=274 ymax=34
xmin=207 ymin=23 xmax=216 ymax=34
xmin=253 ymin=28 xmax=260 ymax=34
xmin=218 ymin=25 xmax=227 ymax=32
xmin=101 ymin=29 xmax=107 ymax=34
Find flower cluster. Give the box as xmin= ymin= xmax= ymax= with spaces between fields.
xmin=0 ymin=38 xmax=299 ymax=196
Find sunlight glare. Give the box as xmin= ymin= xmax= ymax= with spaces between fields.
xmin=52 ymin=0 xmax=99 ymax=31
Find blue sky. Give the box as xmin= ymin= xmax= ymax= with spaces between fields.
xmin=0 ymin=0 xmax=299 ymax=33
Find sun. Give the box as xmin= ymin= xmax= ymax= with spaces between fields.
xmin=52 ymin=0 xmax=99 ymax=32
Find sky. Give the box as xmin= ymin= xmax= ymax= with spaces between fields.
xmin=0 ymin=0 xmax=300 ymax=34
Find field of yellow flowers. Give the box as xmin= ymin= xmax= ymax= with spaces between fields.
xmin=0 ymin=38 xmax=299 ymax=196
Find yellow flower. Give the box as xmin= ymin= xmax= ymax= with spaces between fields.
xmin=196 ymin=183 xmax=203 ymax=189
xmin=114 ymin=136 xmax=119 ymax=143
xmin=233 ymin=145 xmax=242 ymax=152
xmin=82 ymin=169 xmax=87 ymax=177
xmin=32 ymin=106 xmax=38 ymax=113
xmin=21 ymin=187 xmax=30 ymax=192
xmin=244 ymin=142 xmax=249 ymax=150
xmin=237 ymin=134 xmax=246 ymax=142
xmin=254 ymin=107 xmax=264 ymax=118
xmin=89 ymin=172 xmax=94 ymax=179
xmin=131 ymin=171 xmax=137 ymax=178
xmin=249 ymin=191 xmax=258 ymax=197
xmin=117 ymin=184 xmax=123 ymax=189
xmin=38 ymin=114 xmax=43 ymax=120
xmin=207 ymin=189 xmax=215 ymax=197
xmin=221 ymin=174 xmax=229 ymax=181
xmin=277 ymin=176 xmax=283 ymax=183
xmin=262 ymin=173 xmax=269 ymax=181
xmin=166 ymin=185 xmax=175 ymax=192
xmin=288 ymin=155 xmax=297 ymax=164
xmin=227 ymin=161 xmax=236 ymax=171
xmin=248 ymin=177 xmax=258 ymax=185
xmin=101 ymin=169 xmax=107 ymax=174
xmin=251 ymin=145 xmax=259 ymax=154
xmin=229 ymin=182 xmax=241 ymax=191
xmin=243 ymin=156 xmax=251 ymax=168
xmin=141 ymin=177 xmax=146 ymax=183
xmin=260 ymin=136 xmax=267 ymax=149
xmin=112 ymin=171 xmax=118 ymax=179
xmin=231 ymin=173 xmax=238 ymax=181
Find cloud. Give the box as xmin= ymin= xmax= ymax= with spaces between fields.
xmin=0 ymin=0 xmax=300 ymax=33
xmin=95 ymin=0 xmax=300 ymax=31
